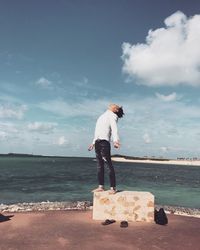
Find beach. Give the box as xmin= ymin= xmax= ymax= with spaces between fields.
xmin=0 ymin=210 xmax=200 ymax=250
xmin=112 ymin=157 xmax=200 ymax=166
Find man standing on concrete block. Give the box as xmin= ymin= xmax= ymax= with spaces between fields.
xmin=88 ymin=104 xmax=124 ymax=194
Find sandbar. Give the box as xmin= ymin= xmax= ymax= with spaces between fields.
xmin=112 ymin=157 xmax=200 ymax=166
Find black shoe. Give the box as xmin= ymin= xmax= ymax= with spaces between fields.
xmin=120 ymin=221 xmax=128 ymax=228
xmin=101 ymin=219 xmax=116 ymax=225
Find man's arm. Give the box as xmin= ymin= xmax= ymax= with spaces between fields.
xmin=113 ymin=141 xmax=120 ymax=148
xmin=110 ymin=115 xmax=120 ymax=148
xmin=88 ymin=143 xmax=94 ymax=151
xmin=88 ymin=121 xmax=98 ymax=151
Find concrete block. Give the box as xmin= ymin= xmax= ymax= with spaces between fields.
xmin=93 ymin=191 xmax=154 ymax=222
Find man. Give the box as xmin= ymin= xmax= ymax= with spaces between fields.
xmin=88 ymin=104 xmax=124 ymax=194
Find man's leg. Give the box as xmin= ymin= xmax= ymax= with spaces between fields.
xmin=94 ymin=140 xmax=105 ymax=191
xmin=101 ymin=141 xmax=116 ymax=189
xmin=105 ymin=157 xmax=116 ymax=190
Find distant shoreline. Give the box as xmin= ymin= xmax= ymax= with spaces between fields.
xmin=1 ymin=154 xmax=200 ymax=166
xmin=0 ymin=153 xmax=90 ymax=159
xmin=112 ymin=157 xmax=200 ymax=166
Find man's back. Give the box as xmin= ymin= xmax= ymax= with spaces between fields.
xmin=94 ymin=110 xmax=119 ymax=143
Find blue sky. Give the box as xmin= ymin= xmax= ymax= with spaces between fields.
xmin=1 ymin=0 xmax=200 ymax=158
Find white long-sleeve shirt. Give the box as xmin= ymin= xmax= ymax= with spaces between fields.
xmin=92 ymin=110 xmax=119 ymax=144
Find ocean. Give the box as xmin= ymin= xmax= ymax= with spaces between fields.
xmin=0 ymin=156 xmax=199 ymax=208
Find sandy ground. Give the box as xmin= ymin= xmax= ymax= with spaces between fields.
xmin=112 ymin=157 xmax=200 ymax=166
xmin=0 ymin=210 xmax=200 ymax=250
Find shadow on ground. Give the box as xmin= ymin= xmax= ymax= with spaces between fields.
xmin=0 ymin=213 xmax=14 ymax=223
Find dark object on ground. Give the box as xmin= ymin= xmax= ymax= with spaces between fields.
xmin=0 ymin=213 xmax=14 ymax=223
xmin=155 ymin=208 xmax=168 ymax=225
xmin=101 ymin=219 xmax=116 ymax=225
xmin=120 ymin=221 xmax=128 ymax=228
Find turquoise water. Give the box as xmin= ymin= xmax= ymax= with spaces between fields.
xmin=0 ymin=156 xmax=199 ymax=208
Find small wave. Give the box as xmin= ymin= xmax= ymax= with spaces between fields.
xmin=0 ymin=201 xmax=200 ymax=218
xmin=155 ymin=204 xmax=200 ymax=218
xmin=0 ymin=201 xmax=92 ymax=213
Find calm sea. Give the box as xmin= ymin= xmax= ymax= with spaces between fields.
xmin=0 ymin=156 xmax=199 ymax=208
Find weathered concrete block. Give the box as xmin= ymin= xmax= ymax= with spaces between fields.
xmin=93 ymin=191 xmax=154 ymax=222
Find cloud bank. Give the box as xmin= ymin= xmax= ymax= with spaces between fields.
xmin=1 ymin=90 xmax=200 ymax=157
xmin=0 ymin=104 xmax=27 ymax=119
xmin=27 ymin=122 xmax=57 ymax=134
xmin=121 ymin=11 xmax=200 ymax=86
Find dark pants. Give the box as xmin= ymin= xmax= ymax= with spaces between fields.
xmin=95 ymin=139 xmax=116 ymax=188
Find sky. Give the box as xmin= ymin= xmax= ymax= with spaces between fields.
xmin=1 ymin=0 xmax=200 ymax=158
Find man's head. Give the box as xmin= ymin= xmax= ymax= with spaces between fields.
xmin=108 ymin=104 xmax=124 ymax=118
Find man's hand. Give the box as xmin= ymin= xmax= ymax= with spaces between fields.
xmin=88 ymin=144 xmax=94 ymax=151
xmin=114 ymin=141 xmax=120 ymax=149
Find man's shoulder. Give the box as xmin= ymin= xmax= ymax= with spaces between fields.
xmin=107 ymin=110 xmax=118 ymax=120
xmin=98 ymin=110 xmax=117 ymax=121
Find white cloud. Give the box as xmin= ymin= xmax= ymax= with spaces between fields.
xmin=160 ymin=146 xmax=169 ymax=153
xmin=0 ymin=105 xmax=27 ymax=119
xmin=0 ymin=122 xmax=18 ymax=133
xmin=0 ymin=122 xmax=21 ymax=148
xmin=0 ymin=131 xmax=7 ymax=140
xmin=155 ymin=92 xmax=178 ymax=102
xmin=121 ymin=11 xmax=200 ymax=86
xmin=36 ymin=77 xmax=52 ymax=89
xmin=56 ymin=136 xmax=69 ymax=146
xmin=27 ymin=122 xmax=57 ymax=134
xmin=143 ymin=133 xmax=151 ymax=144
